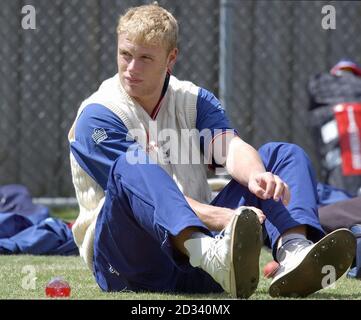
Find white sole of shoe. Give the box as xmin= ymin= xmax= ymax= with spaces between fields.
xmin=269 ymin=228 xmax=356 ymax=298
xmin=230 ymin=208 xmax=263 ymax=299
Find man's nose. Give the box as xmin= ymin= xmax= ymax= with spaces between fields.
xmin=127 ymin=58 xmax=140 ymax=73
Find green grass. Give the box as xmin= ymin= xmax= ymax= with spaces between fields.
xmin=0 ymin=209 xmax=359 ymax=299
xmin=1 ymin=250 xmax=360 ymax=300
xmin=50 ymin=207 xmax=79 ymax=222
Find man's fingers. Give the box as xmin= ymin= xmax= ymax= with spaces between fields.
xmin=281 ymin=183 xmax=291 ymax=206
xmin=250 ymin=173 xmax=291 ymax=205
xmin=250 ymin=182 xmax=268 ymax=200
xmin=272 ymin=177 xmax=291 ymax=205
xmin=263 ymin=175 xmax=276 ymax=199
xmin=248 ymin=206 xmax=266 ymax=224
xmin=273 ymin=175 xmax=285 ymax=201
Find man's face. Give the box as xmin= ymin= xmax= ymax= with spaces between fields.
xmin=117 ymin=34 xmax=177 ymax=108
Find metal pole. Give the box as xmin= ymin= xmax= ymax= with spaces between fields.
xmin=219 ymin=0 xmax=235 ymax=111
xmin=217 ymin=0 xmax=235 ymax=177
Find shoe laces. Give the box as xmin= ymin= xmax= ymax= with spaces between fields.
xmin=206 ymin=232 xmax=227 ymax=269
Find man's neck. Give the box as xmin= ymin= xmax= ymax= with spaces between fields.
xmin=136 ymin=72 xmax=171 ymax=117
xmin=136 ymin=92 xmax=162 ymax=116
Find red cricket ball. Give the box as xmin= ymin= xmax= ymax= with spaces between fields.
xmin=263 ymin=260 xmax=280 ymax=279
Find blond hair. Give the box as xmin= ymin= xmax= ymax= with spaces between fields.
xmin=117 ymin=3 xmax=178 ymax=53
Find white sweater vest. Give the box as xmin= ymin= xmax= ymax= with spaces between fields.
xmin=68 ymin=74 xmax=212 ymax=270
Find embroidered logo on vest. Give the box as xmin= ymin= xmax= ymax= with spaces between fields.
xmin=92 ymin=128 xmax=108 ymax=144
xmin=108 ymin=263 xmax=120 ymax=276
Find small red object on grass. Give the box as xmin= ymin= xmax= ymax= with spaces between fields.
xmin=45 ymin=277 xmax=71 ymax=298
xmin=263 ymin=260 xmax=280 ymax=279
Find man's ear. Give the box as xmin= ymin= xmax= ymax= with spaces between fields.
xmin=167 ymin=48 xmax=178 ymax=71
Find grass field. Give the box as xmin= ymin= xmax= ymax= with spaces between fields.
xmin=0 ymin=208 xmax=360 ymax=300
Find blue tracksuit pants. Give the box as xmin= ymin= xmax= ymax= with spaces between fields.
xmin=93 ymin=142 xmax=325 ymax=293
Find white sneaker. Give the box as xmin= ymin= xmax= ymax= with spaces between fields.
xmin=269 ymin=228 xmax=356 ymax=298
xmin=200 ymin=207 xmax=263 ymax=299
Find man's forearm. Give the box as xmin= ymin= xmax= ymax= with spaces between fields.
xmin=214 ymin=135 xmax=266 ymax=186
xmin=213 ymin=135 xmax=290 ymax=204
xmin=185 ymin=196 xmax=233 ymax=231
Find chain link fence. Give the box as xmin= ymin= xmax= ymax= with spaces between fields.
xmin=1 ymin=0 xmax=361 ymax=197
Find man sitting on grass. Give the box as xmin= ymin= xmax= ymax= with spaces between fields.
xmin=68 ymin=3 xmax=355 ymax=298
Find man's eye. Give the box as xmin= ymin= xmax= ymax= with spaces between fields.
xmin=142 ymin=56 xmax=152 ymax=61
xmin=120 ymin=51 xmax=131 ymax=57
